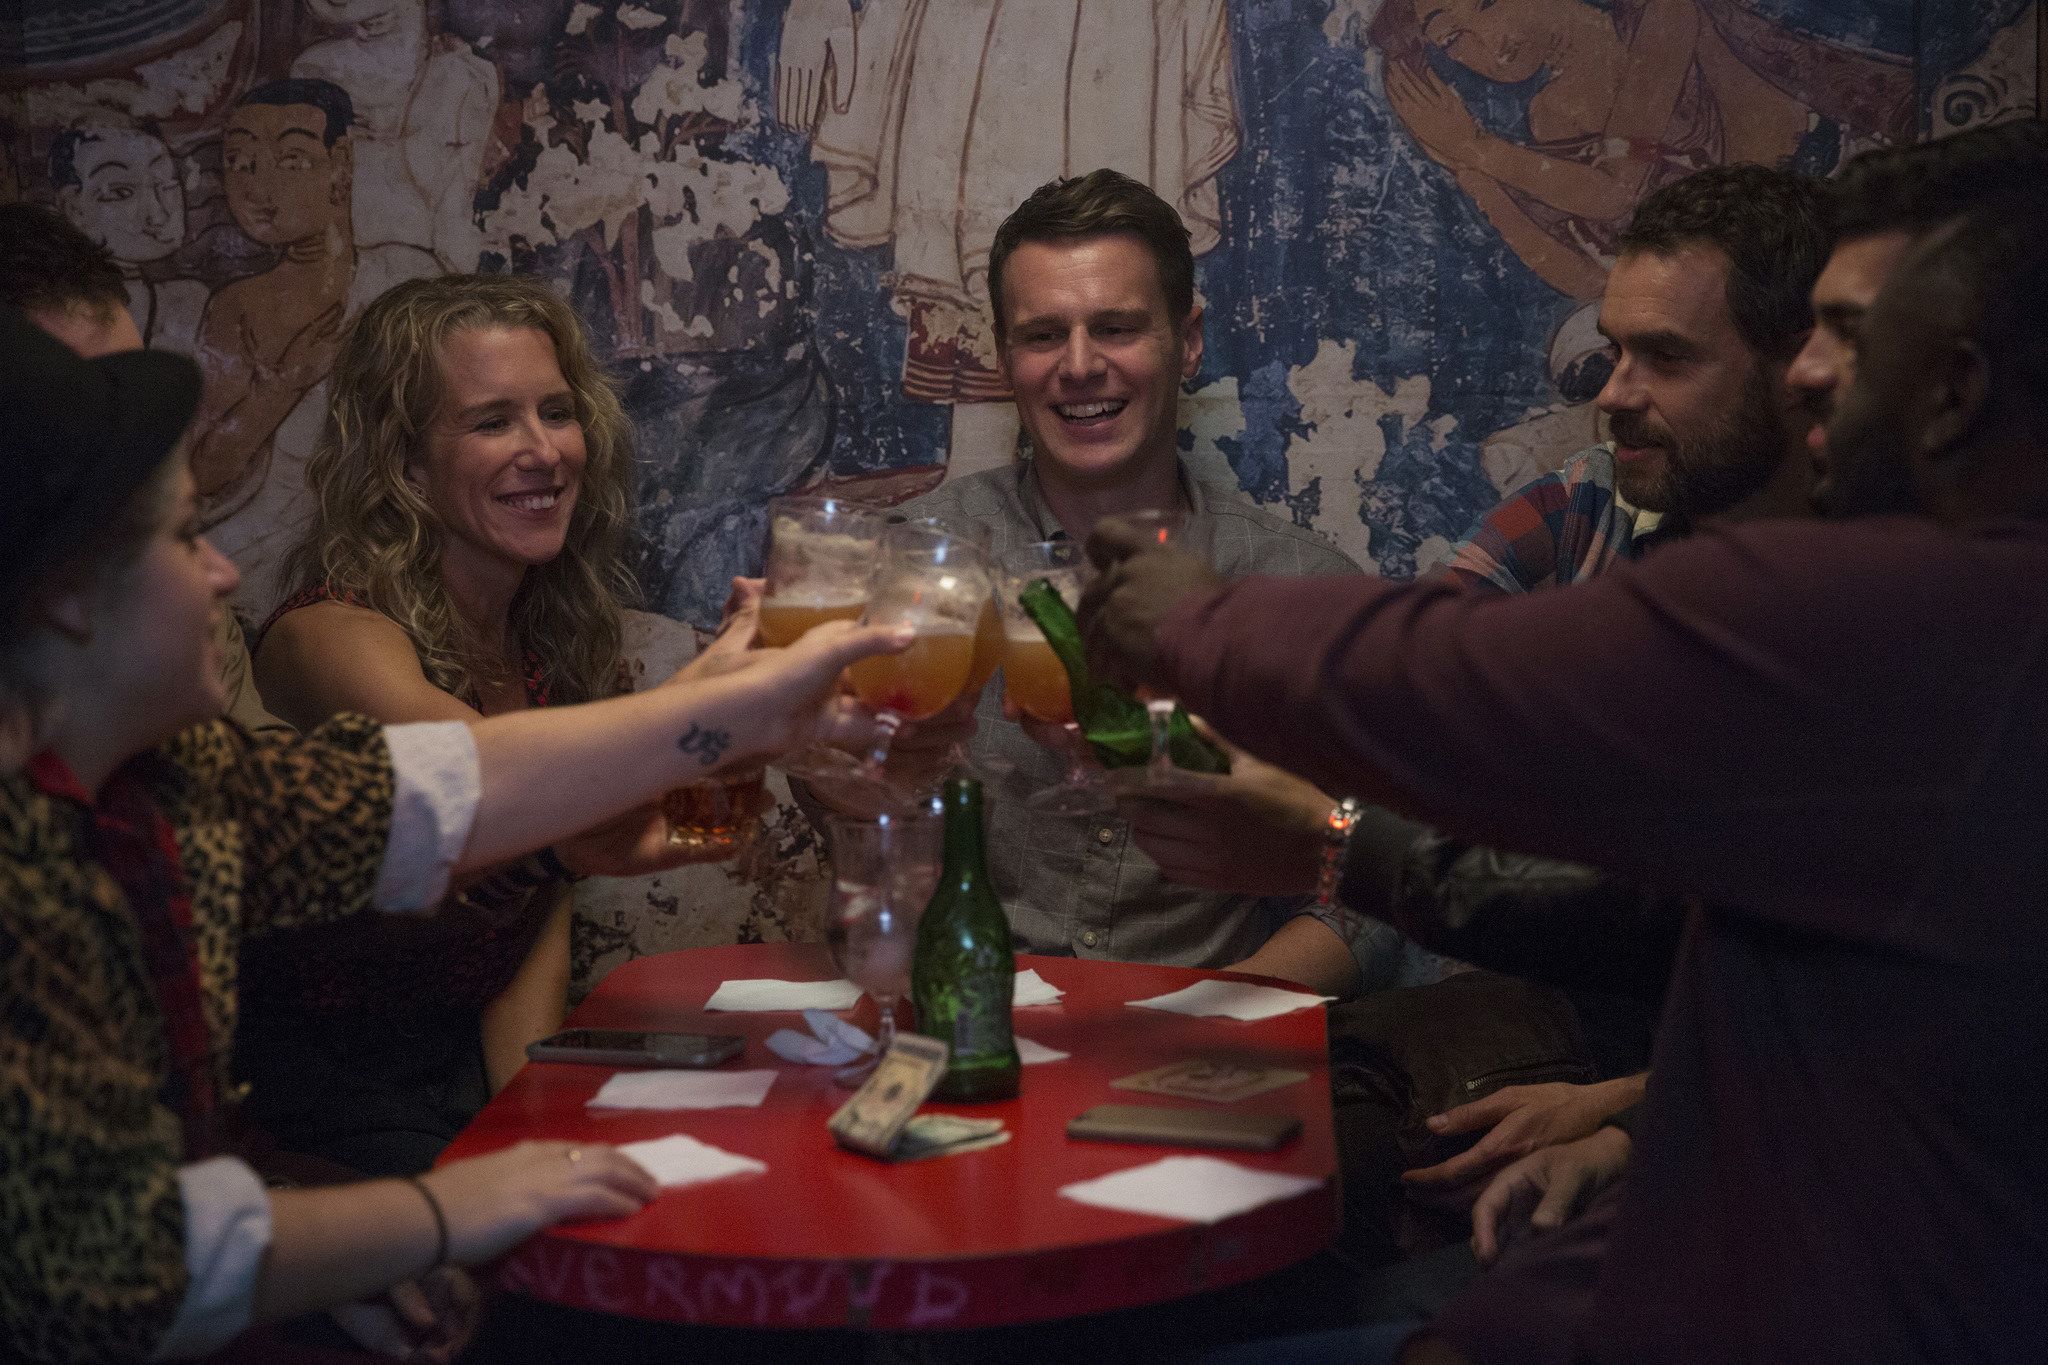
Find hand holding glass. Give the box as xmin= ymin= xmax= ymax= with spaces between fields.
xmin=761 ymin=496 xmax=884 ymax=784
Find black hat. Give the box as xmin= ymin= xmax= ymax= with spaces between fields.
xmin=0 ymin=305 xmax=202 ymax=614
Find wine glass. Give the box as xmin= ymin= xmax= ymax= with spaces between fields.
xmin=1112 ymin=507 xmax=1209 ymax=791
xmin=996 ymin=539 xmax=1113 ymax=816
xmin=823 ymin=806 xmax=942 ymax=1085
xmin=763 ymin=496 xmax=886 ymax=785
xmin=888 ymin=515 xmax=1005 ymax=695
xmin=844 ymin=529 xmax=992 ymax=799
xmin=888 ymin=514 xmax=1012 ymax=781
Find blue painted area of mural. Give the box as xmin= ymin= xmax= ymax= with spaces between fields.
xmin=1743 ymin=0 xmax=1912 ymax=50
xmin=730 ymin=11 xmax=951 ymax=485
xmin=1202 ymin=0 xmax=1567 ymax=577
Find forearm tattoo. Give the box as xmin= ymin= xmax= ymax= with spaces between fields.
xmin=676 ymin=722 xmax=732 ymax=767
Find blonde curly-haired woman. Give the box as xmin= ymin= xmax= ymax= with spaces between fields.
xmin=248 ymin=274 xmax=671 ymax=1177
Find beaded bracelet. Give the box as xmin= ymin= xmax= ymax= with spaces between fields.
xmin=1316 ymin=798 xmax=1365 ymax=909
xmin=404 ymin=1174 xmax=449 ymax=1271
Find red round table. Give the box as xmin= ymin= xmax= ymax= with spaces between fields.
xmin=440 ymin=942 xmax=1338 ymax=1330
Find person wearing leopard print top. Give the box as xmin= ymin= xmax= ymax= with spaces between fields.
xmin=0 ymin=306 xmax=911 ymax=1362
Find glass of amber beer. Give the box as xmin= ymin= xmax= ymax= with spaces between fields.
xmin=662 ymin=765 xmax=774 ymax=861
xmin=759 ymin=496 xmax=885 ymax=646
xmin=882 ymin=516 xmax=1012 ymax=782
xmin=846 ymin=529 xmax=991 ymax=791
xmin=762 ymin=496 xmax=887 ymax=785
xmin=996 ymin=540 xmax=1113 ymax=815
xmin=886 ymin=515 xmax=1002 ymax=693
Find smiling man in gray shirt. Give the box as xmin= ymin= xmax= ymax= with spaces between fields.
xmin=818 ymin=170 xmax=1367 ymax=987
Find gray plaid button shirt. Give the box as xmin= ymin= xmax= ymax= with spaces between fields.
xmin=895 ymin=458 xmax=1370 ymax=971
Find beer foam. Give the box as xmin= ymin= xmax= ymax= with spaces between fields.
xmin=768 ymin=517 xmax=879 ymax=590
xmin=761 ymin=591 xmax=867 ymax=610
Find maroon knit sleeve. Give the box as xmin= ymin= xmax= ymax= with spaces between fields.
xmin=1153 ymin=516 xmax=2048 ymax=944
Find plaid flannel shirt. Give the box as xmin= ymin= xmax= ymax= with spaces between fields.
xmin=1439 ymin=444 xmax=1673 ymax=594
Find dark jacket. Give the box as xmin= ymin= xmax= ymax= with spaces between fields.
xmin=1338 ymin=804 xmax=1686 ymax=1013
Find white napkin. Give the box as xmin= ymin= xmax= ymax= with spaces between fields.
xmin=765 ymin=1010 xmax=877 ymax=1066
xmin=616 ymin=1133 xmax=767 ymax=1188
xmin=1125 ymin=979 xmax=1332 ymax=1022
xmin=1058 ymin=1156 xmax=1322 ymax=1224
xmin=1014 ymin=969 xmax=1065 ymax=1006
xmin=705 ymin=978 xmax=865 ymax=1011
xmin=587 ymin=1069 xmax=777 ymax=1110
xmin=1015 ymin=1036 xmax=1069 ymax=1065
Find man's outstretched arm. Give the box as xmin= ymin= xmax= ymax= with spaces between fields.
xmin=1083 ymin=514 xmax=2037 ymax=935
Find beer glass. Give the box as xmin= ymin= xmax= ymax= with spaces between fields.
xmin=887 ymin=515 xmax=1011 ymax=782
xmin=847 ymin=529 xmax=991 ymax=792
xmin=759 ymin=495 xmax=884 ymax=646
xmin=661 ymin=765 xmax=773 ymax=861
xmin=763 ymin=496 xmax=885 ymax=785
xmin=823 ymin=806 xmax=942 ymax=1085
xmin=888 ymin=515 xmax=1003 ymax=692
xmin=996 ymin=539 xmax=1112 ymax=815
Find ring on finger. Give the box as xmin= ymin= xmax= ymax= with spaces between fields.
xmin=567 ymin=1147 xmax=583 ymax=1165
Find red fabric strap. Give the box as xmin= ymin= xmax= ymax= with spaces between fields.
xmin=29 ymin=750 xmax=220 ymax=1158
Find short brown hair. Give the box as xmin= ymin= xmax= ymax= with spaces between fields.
xmin=0 ymin=202 xmax=126 ymax=320
xmin=1615 ymin=164 xmax=1828 ymax=360
xmin=986 ymin=170 xmax=1194 ymax=340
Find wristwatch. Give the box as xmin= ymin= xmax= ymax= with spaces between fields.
xmin=1316 ymin=797 xmax=1365 ymax=908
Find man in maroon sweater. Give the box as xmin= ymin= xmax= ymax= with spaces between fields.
xmin=1085 ymin=194 xmax=2048 ymax=1361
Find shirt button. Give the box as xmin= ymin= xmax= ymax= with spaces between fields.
xmin=1096 ymin=827 xmax=1115 ymax=845
xmin=1080 ymin=930 xmax=1100 ymax=948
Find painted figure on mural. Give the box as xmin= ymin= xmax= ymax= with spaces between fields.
xmin=1372 ymin=0 xmax=1914 ymax=300
xmin=775 ymin=0 xmax=1241 ymax=475
xmin=50 ymin=122 xmax=209 ymax=354
xmin=290 ymin=0 xmax=499 ymax=272
xmin=194 ymin=78 xmax=438 ymax=614
xmin=1927 ymin=0 xmax=2042 ymax=134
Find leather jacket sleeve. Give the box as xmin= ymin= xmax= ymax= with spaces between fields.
xmin=1335 ymin=805 xmax=1686 ymax=1006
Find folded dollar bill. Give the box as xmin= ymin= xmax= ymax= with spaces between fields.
xmin=890 ymin=1114 xmax=1010 ymax=1162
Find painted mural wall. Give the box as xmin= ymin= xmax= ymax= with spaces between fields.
xmin=6 ymin=0 xmax=2039 ymax=992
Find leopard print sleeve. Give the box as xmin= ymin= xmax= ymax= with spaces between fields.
xmin=0 ymin=851 xmax=191 ymax=1363
xmin=160 ymin=715 xmax=399 ymax=936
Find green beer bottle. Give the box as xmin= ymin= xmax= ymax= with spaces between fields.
xmin=1017 ymin=577 xmax=1229 ymax=774
xmin=912 ymin=777 xmax=1020 ymax=1101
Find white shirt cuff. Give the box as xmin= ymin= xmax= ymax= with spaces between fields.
xmin=374 ymin=721 xmax=480 ymax=910
xmin=151 ymin=1157 xmax=272 ymax=1360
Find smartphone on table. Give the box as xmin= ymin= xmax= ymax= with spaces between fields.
xmin=525 ymin=1029 xmax=746 ymax=1068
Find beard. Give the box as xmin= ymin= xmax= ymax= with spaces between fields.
xmin=1610 ymin=367 xmax=1786 ymax=520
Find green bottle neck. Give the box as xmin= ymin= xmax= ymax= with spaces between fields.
xmin=1021 ymin=581 xmax=1094 ymax=695
xmin=938 ymin=779 xmax=989 ymax=887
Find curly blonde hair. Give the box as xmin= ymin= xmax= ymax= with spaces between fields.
xmin=280 ymin=274 xmax=637 ymax=705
